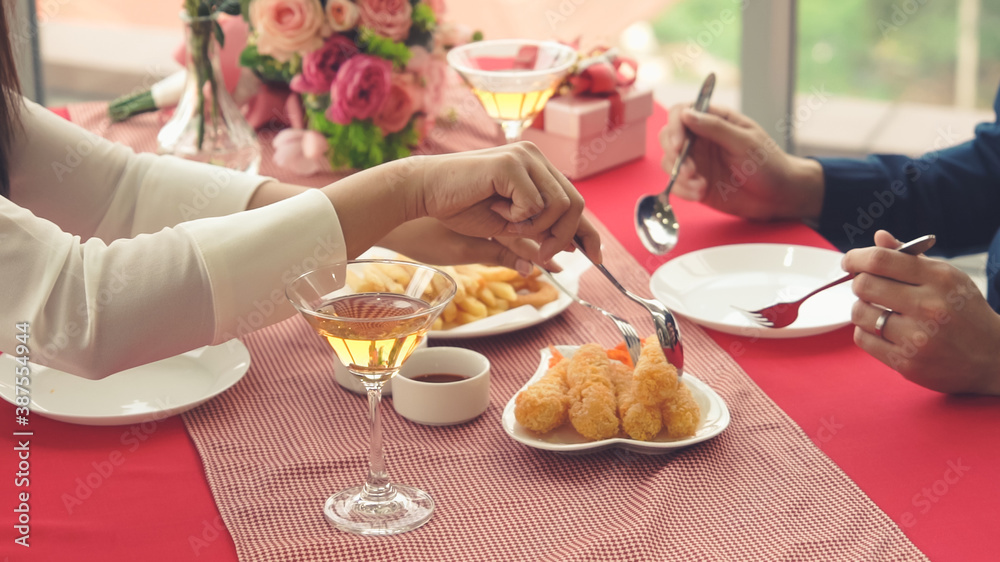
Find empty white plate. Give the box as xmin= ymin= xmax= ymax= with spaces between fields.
xmin=649 ymin=244 xmax=856 ymax=338
xmin=0 ymin=341 xmax=250 ymax=426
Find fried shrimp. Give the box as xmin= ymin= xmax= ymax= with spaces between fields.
xmin=565 ymin=344 xmax=619 ymax=441
xmin=609 ymin=362 xmax=662 ymax=441
xmin=661 ymin=382 xmax=700 ymax=439
xmin=631 ymin=336 xmax=679 ymax=406
xmin=514 ymin=357 xmax=571 ymax=434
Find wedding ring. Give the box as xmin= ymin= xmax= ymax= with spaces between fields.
xmin=874 ymin=308 xmax=894 ymax=341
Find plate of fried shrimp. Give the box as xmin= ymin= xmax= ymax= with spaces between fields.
xmin=503 ymin=342 xmax=730 ymax=454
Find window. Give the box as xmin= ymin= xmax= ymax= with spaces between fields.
xmin=795 ymin=0 xmax=999 ymax=157
xmin=32 ymin=0 xmax=182 ymax=105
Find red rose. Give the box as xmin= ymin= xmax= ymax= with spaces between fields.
xmin=327 ymin=55 xmax=393 ymax=124
xmin=290 ymin=35 xmax=360 ymax=94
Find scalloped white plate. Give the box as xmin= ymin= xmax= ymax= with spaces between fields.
xmin=0 ymin=341 xmax=250 ymax=426
xmin=501 ymin=345 xmax=730 ymax=454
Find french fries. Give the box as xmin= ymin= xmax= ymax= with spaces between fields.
xmin=349 ymin=257 xmax=560 ymax=331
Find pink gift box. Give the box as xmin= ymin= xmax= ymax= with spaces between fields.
xmin=522 ymin=87 xmax=654 ymax=180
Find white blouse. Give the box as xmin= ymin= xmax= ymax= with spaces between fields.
xmin=1 ymin=99 xmax=346 ymax=379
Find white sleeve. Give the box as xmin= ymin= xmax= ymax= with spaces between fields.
xmin=8 ymin=99 xmax=269 ymax=239
xmin=2 ymin=102 xmax=347 ymax=380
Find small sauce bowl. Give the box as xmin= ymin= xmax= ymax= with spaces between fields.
xmin=392 ymin=347 xmax=490 ymax=426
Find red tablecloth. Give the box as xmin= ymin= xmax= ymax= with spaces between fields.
xmin=2 ymin=103 xmax=998 ymax=561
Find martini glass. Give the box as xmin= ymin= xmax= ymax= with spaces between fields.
xmin=447 ymin=39 xmax=578 ymax=143
xmin=286 ymin=260 xmax=456 ymax=535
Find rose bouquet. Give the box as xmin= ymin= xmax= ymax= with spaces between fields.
xmin=239 ymin=0 xmax=476 ymax=173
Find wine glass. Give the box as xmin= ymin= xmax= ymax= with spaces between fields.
xmin=286 ymin=259 xmax=457 ymax=535
xmin=447 ymin=39 xmax=578 ymax=143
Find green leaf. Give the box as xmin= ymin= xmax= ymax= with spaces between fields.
xmin=358 ymin=28 xmax=412 ymax=69
xmin=239 ymin=0 xmax=253 ymax=22
xmin=239 ymin=42 xmax=299 ymax=85
xmin=411 ymin=3 xmax=436 ymax=33
xmin=213 ymin=20 xmax=225 ymax=48
xmin=304 ymin=101 xmax=420 ymax=170
xmin=217 ymin=0 xmax=241 ymax=15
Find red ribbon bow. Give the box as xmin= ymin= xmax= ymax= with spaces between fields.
xmin=567 ymin=47 xmax=638 ymax=95
xmin=529 ymin=45 xmax=639 ymax=132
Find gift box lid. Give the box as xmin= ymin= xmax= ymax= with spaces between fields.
xmin=534 ymin=87 xmax=653 ymax=139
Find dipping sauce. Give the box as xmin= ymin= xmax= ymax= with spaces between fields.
xmin=411 ymin=373 xmax=467 ymax=383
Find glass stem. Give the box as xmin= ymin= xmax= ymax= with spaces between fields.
xmin=361 ymin=381 xmax=395 ymax=503
xmin=501 ymin=121 xmax=525 ymax=144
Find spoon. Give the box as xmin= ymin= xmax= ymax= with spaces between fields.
xmin=635 ymin=72 xmax=716 ymax=255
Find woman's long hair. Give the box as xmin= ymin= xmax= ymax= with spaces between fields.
xmin=0 ymin=3 xmax=23 ymax=199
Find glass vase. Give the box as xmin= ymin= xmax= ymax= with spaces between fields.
xmin=157 ymin=13 xmax=261 ymax=173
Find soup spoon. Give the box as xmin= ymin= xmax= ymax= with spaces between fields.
xmin=635 ymin=72 xmax=715 ymax=255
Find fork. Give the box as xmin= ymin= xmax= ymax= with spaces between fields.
xmin=539 ymin=269 xmax=642 ymax=367
xmin=735 ymin=234 xmax=937 ymax=329
xmin=571 ymin=236 xmax=684 ymax=373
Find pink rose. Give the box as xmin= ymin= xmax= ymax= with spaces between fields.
xmin=273 ymin=128 xmax=331 ymax=175
xmin=406 ymin=46 xmax=448 ymax=120
xmin=357 ymin=0 xmax=412 ymax=42
xmin=325 ymin=0 xmax=360 ymax=31
xmin=290 ymin=35 xmax=359 ymax=94
xmin=327 ymin=55 xmax=393 ymax=125
xmin=373 ymin=73 xmax=420 ymax=134
xmin=249 ymin=0 xmax=329 ymax=63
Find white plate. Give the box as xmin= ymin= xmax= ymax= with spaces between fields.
xmin=0 ymin=341 xmax=250 ymax=426
xmin=501 ymin=346 xmax=730 ymax=454
xmin=359 ymin=248 xmax=590 ymax=340
xmin=649 ymin=244 xmax=856 ymax=338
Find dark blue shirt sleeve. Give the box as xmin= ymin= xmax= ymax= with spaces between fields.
xmin=815 ymin=82 xmax=1000 ymax=257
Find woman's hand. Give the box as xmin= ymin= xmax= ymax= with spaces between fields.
xmin=659 ymin=103 xmax=824 ymax=222
xmin=843 ymin=230 xmax=1000 ymax=394
xmin=411 ymin=142 xmax=601 ymax=265
xmin=377 ymin=217 xmax=548 ymax=275
xmin=262 ymin=142 xmax=601 ymax=266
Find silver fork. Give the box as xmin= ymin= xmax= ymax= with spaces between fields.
xmin=571 ymin=237 xmax=684 ymax=373
xmin=539 ymin=269 xmax=641 ymax=367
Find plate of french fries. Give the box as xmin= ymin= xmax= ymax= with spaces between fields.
xmin=357 ymin=248 xmax=591 ymax=339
